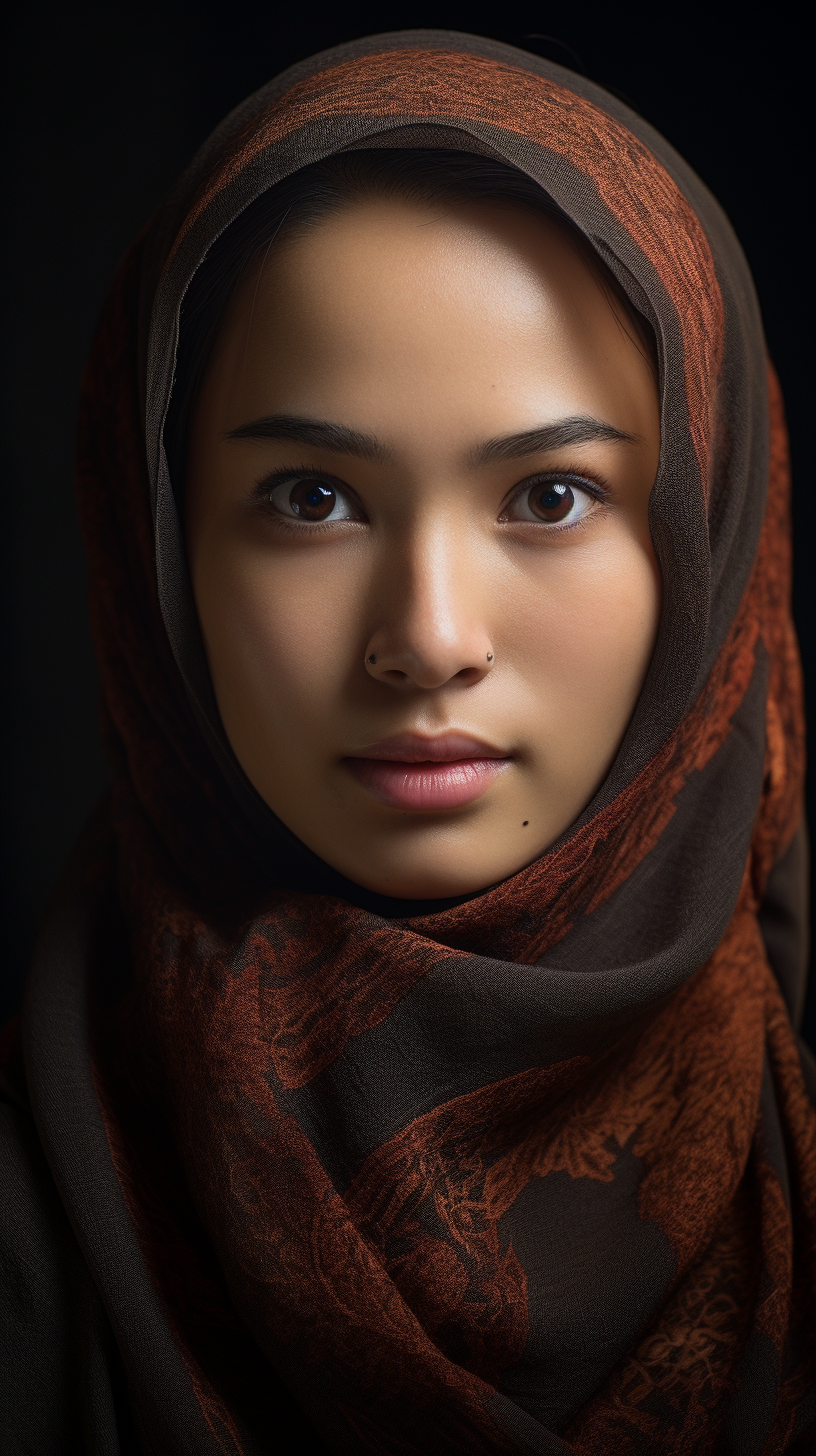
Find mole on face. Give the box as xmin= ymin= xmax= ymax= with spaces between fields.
xmin=186 ymin=195 xmax=661 ymax=899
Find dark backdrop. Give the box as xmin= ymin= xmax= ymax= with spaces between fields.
xmin=3 ymin=3 xmax=813 ymax=1042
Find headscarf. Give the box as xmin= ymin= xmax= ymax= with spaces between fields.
xmin=18 ymin=29 xmax=815 ymax=1455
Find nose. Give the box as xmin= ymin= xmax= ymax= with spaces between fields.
xmin=363 ymin=524 xmax=495 ymax=690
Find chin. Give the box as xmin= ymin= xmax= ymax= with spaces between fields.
xmin=336 ymin=843 xmax=534 ymax=902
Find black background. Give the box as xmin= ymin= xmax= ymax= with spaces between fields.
xmin=3 ymin=3 xmax=813 ymax=1041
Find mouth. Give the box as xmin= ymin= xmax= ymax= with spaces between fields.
xmin=342 ymin=732 xmax=511 ymax=812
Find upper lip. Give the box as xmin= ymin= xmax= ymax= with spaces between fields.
xmin=345 ymin=732 xmax=510 ymax=763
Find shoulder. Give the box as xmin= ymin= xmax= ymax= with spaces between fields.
xmin=0 ymin=1017 xmax=137 ymax=1455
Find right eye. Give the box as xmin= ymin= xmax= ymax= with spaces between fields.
xmin=264 ymin=475 xmax=360 ymax=523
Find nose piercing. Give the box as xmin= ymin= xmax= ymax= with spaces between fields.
xmin=368 ymin=651 xmax=491 ymax=667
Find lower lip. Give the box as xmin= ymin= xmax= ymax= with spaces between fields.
xmin=343 ymin=757 xmax=510 ymax=811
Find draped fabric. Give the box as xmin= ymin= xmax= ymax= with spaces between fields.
xmin=3 ymin=30 xmax=815 ymax=1456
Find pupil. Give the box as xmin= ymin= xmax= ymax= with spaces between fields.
xmin=531 ymin=481 xmax=574 ymax=522
xmin=291 ymin=480 xmax=336 ymax=521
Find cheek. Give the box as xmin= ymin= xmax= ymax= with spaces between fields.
xmin=512 ymin=535 xmax=661 ymax=739
xmin=194 ymin=543 xmax=362 ymax=755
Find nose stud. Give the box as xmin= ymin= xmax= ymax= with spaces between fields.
xmin=486 ymin=653 xmax=493 ymax=663
xmin=368 ymin=654 xmax=377 ymax=665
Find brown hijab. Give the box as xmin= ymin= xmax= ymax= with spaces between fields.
xmin=11 ymin=29 xmax=815 ymax=1455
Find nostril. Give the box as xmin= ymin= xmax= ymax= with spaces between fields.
xmin=364 ymin=646 xmax=492 ymax=688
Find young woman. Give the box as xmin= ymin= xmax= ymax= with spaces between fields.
xmin=2 ymin=30 xmax=814 ymax=1456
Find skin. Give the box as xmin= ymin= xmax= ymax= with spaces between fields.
xmin=186 ymin=196 xmax=661 ymax=899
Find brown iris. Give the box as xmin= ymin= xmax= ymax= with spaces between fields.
xmin=289 ymin=479 xmax=336 ymax=520
xmin=528 ymin=480 xmax=574 ymax=522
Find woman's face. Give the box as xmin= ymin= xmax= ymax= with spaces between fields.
xmin=186 ymin=195 xmax=661 ymax=899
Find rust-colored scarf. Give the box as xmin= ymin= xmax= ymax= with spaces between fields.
xmin=17 ymin=30 xmax=815 ymax=1456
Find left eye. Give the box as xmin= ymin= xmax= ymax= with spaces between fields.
xmin=265 ymin=475 xmax=358 ymax=522
xmin=504 ymin=478 xmax=594 ymax=526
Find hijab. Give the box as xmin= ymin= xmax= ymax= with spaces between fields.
xmin=7 ymin=29 xmax=815 ymax=1455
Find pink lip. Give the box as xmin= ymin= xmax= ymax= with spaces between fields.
xmin=343 ymin=733 xmax=511 ymax=811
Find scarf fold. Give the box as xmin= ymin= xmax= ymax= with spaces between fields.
xmin=20 ymin=30 xmax=814 ymax=1456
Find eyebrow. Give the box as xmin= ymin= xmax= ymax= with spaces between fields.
xmin=471 ymin=417 xmax=638 ymax=465
xmin=226 ymin=414 xmax=390 ymax=463
xmin=226 ymin=412 xmax=637 ymax=465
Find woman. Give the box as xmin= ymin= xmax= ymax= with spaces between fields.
xmin=2 ymin=29 xmax=813 ymax=1456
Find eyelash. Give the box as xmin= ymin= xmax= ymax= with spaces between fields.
xmin=253 ymin=465 xmax=611 ymax=532
xmin=254 ymin=468 xmax=363 ymax=532
xmin=499 ymin=467 xmax=610 ymax=532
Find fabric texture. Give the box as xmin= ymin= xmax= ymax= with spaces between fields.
xmin=2 ymin=29 xmax=814 ymax=1456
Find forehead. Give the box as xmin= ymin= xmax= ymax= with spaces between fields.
xmin=204 ymin=196 xmax=657 ymax=442
xmin=229 ymin=199 xmax=640 ymax=361
xmin=237 ymin=194 xmax=611 ymax=323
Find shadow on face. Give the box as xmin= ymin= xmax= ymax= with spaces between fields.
xmin=185 ymin=194 xmax=661 ymax=899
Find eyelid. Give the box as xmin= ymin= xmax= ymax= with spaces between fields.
xmin=499 ymin=466 xmax=611 ymax=520
xmin=252 ymin=466 xmax=366 ymax=521
xmin=250 ymin=463 xmax=611 ymax=526
xmin=508 ymin=466 xmax=611 ymax=500
xmin=252 ymin=465 xmax=352 ymax=500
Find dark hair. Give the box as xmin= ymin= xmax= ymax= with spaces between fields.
xmin=166 ymin=148 xmax=655 ymax=491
